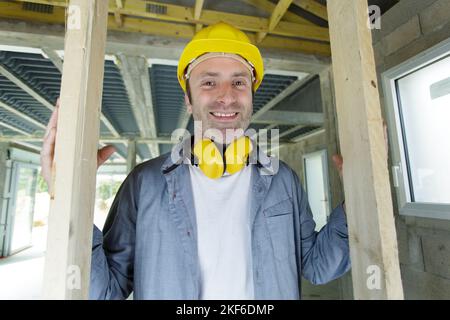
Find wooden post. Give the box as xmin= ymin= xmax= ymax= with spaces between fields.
xmin=327 ymin=0 xmax=403 ymax=299
xmin=42 ymin=0 xmax=108 ymax=299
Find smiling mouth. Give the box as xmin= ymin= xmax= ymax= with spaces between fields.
xmin=209 ymin=112 xmax=239 ymax=120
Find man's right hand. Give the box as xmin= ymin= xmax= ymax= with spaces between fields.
xmin=40 ymin=98 xmax=116 ymax=188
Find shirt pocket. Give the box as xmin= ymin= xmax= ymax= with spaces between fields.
xmin=263 ymin=198 xmax=295 ymax=261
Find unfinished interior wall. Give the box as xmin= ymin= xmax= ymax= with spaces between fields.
xmin=278 ymin=69 xmax=353 ymax=299
xmin=372 ymin=0 xmax=450 ymax=299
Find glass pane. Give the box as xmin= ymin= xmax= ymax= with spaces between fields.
xmin=304 ymin=152 xmax=328 ymax=231
xmin=10 ymin=167 xmax=37 ymax=253
xmin=94 ymin=174 xmax=126 ymax=230
xmin=396 ymin=55 xmax=450 ymax=204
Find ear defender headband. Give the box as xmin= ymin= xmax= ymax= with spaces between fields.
xmin=192 ymin=135 xmax=253 ymax=179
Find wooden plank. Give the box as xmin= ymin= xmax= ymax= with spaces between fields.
xmin=194 ymin=0 xmax=205 ymax=32
xmin=42 ymin=0 xmax=109 ymax=300
xmin=114 ymin=0 xmax=123 ymax=27
xmin=0 ymin=1 xmax=330 ymax=55
xmin=11 ymin=0 xmax=330 ymax=42
xmin=243 ymin=0 xmax=315 ymax=26
xmin=327 ymin=0 xmax=403 ymax=299
xmin=257 ymin=0 xmax=293 ymax=43
xmin=293 ymin=0 xmax=328 ymax=21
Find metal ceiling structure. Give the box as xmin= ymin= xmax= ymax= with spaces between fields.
xmin=0 ymin=0 xmax=399 ymax=162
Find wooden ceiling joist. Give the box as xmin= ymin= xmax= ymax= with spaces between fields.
xmin=293 ymin=0 xmax=328 ymax=21
xmin=243 ymin=0 xmax=315 ymax=26
xmin=194 ymin=0 xmax=205 ymax=32
xmin=257 ymin=0 xmax=293 ymax=43
xmin=1 ymin=0 xmax=330 ymax=55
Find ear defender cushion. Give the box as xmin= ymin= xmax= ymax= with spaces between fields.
xmin=224 ymin=136 xmax=253 ymax=175
xmin=193 ymin=139 xmax=225 ymax=179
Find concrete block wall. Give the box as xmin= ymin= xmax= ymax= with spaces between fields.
xmin=277 ymin=0 xmax=450 ymax=299
xmin=372 ymin=0 xmax=450 ymax=299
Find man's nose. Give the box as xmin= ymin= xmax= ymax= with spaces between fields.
xmin=216 ymin=82 xmax=237 ymax=106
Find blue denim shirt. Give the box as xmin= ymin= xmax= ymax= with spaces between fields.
xmin=90 ymin=145 xmax=350 ymax=299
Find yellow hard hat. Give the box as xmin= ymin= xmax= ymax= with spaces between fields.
xmin=177 ymin=22 xmax=264 ymax=93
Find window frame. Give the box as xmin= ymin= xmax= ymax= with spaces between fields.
xmin=381 ymin=37 xmax=450 ymax=220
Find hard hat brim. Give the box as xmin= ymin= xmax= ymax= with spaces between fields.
xmin=177 ymin=38 xmax=264 ymax=92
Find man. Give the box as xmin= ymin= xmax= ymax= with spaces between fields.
xmin=41 ymin=22 xmax=350 ymax=299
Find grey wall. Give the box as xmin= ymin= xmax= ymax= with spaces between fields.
xmin=372 ymin=0 xmax=450 ymax=299
xmin=277 ymin=0 xmax=450 ymax=299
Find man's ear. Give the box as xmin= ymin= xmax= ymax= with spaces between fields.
xmin=184 ymin=94 xmax=192 ymax=114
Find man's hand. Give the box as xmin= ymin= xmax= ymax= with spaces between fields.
xmin=331 ymin=121 xmax=389 ymax=213
xmin=40 ymin=98 xmax=116 ymax=189
xmin=332 ymin=154 xmax=343 ymax=180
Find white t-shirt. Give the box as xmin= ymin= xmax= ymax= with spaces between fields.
xmin=188 ymin=164 xmax=254 ymax=300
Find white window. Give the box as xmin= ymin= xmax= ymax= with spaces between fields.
xmin=303 ymin=150 xmax=331 ymax=231
xmin=382 ymin=38 xmax=450 ymax=219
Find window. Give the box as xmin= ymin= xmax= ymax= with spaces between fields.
xmin=382 ymin=38 xmax=450 ymax=219
xmin=303 ymin=150 xmax=331 ymax=231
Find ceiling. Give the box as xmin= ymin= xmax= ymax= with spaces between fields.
xmin=0 ymin=0 xmax=400 ymax=162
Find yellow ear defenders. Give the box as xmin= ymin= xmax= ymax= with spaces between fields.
xmin=192 ymin=136 xmax=253 ymax=179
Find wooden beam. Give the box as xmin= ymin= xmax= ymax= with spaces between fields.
xmin=10 ymin=0 xmax=330 ymax=42
xmin=0 ymin=9 xmax=332 ymax=67
xmin=257 ymin=0 xmax=293 ymax=43
xmin=116 ymin=54 xmax=159 ymax=158
xmin=328 ymin=0 xmax=403 ymax=299
xmin=194 ymin=0 xmax=205 ymax=32
xmin=42 ymin=0 xmax=109 ymax=300
xmin=0 ymin=1 xmax=330 ymax=55
xmin=114 ymin=0 xmax=123 ymax=27
xmin=252 ymin=110 xmax=324 ymax=126
xmin=243 ymin=0 xmax=315 ymax=26
xmin=292 ymin=0 xmax=328 ymax=21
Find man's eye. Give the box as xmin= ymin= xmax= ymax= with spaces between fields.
xmin=234 ymin=80 xmax=246 ymax=87
xmin=202 ymin=81 xmax=215 ymax=87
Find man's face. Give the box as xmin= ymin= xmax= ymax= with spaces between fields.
xmin=184 ymin=57 xmax=253 ymax=143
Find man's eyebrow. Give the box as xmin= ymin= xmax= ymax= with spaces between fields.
xmin=198 ymin=72 xmax=219 ymax=77
xmin=197 ymin=71 xmax=251 ymax=78
xmin=232 ymin=72 xmax=252 ymax=78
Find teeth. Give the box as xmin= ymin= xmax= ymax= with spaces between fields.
xmin=212 ymin=112 xmax=237 ymax=117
